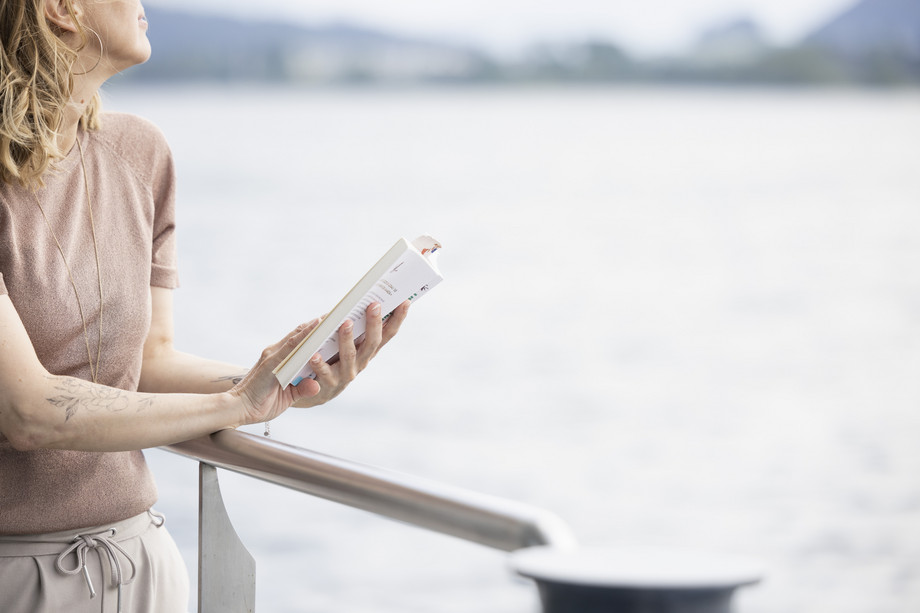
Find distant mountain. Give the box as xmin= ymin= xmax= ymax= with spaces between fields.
xmin=130 ymin=6 xmax=489 ymax=82
xmin=805 ymin=0 xmax=920 ymax=59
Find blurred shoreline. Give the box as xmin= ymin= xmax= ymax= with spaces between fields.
xmin=124 ymin=0 xmax=920 ymax=88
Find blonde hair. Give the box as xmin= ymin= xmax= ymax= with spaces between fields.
xmin=0 ymin=0 xmax=102 ymax=186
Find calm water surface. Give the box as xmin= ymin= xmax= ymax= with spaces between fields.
xmin=106 ymin=86 xmax=920 ymax=613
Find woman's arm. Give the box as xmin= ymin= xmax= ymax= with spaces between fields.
xmin=0 ymin=287 xmax=406 ymax=452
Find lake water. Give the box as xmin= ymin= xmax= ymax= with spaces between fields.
xmin=105 ymin=85 xmax=920 ymax=613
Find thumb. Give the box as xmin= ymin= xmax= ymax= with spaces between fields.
xmin=290 ymin=377 xmax=321 ymax=400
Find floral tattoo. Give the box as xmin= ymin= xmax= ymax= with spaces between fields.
xmin=45 ymin=376 xmax=155 ymax=422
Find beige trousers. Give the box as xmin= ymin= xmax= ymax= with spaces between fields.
xmin=0 ymin=510 xmax=189 ymax=613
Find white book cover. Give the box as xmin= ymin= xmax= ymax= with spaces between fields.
xmin=274 ymin=235 xmax=443 ymax=388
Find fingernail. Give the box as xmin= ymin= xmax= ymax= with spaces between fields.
xmin=311 ymin=354 xmax=322 ymax=364
xmin=369 ymin=303 xmax=381 ymax=316
xmin=341 ymin=320 xmax=353 ymax=332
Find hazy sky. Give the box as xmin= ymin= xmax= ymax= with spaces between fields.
xmin=144 ymin=0 xmax=856 ymax=55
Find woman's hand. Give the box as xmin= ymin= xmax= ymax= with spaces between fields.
xmin=292 ymin=299 xmax=410 ymax=409
xmin=229 ymin=318 xmax=323 ymax=426
xmin=231 ymin=300 xmax=410 ymax=425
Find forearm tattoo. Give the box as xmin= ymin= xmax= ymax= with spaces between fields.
xmin=212 ymin=373 xmax=248 ymax=386
xmin=45 ymin=376 xmax=155 ymax=422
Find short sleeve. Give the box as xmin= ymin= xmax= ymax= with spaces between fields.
xmin=150 ymin=209 xmax=178 ymax=288
xmin=149 ymin=134 xmax=179 ymax=289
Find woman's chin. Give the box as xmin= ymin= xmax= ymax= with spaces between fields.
xmin=113 ymin=44 xmax=152 ymax=72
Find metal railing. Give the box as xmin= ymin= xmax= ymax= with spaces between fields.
xmin=168 ymin=429 xmax=576 ymax=551
xmin=166 ymin=429 xmax=763 ymax=613
xmin=165 ymin=429 xmax=576 ymax=612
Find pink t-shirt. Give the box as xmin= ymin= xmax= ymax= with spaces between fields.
xmin=0 ymin=113 xmax=178 ymax=534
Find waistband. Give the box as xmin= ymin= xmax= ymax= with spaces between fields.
xmin=0 ymin=509 xmax=164 ymax=557
xmin=0 ymin=509 xmax=167 ymax=613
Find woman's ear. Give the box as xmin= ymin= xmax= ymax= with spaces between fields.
xmin=43 ymin=0 xmax=82 ymax=34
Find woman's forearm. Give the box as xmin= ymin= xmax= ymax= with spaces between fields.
xmin=138 ymin=347 xmax=248 ymax=395
xmin=138 ymin=286 xmax=251 ymax=395
xmin=6 ymin=373 xmax=242 ymax=452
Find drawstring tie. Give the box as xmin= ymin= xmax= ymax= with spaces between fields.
xmin=55 ymin=527 xmax=137 ymax=613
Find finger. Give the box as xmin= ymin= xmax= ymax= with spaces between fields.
xmin=335 ymin=319 xmax=358 ymax=378
xmin=238 ymin=319 xmax=320 ymax=393
xmin=381 ymin=301 xmax=410 ymax=345
xmin=358 ymin=303 xmax=384 ymax=364
xmin=308 ymin=352 xmax=335 ymax=387
xmin=265 ymin=318 xmax=321 ymax=360
xmin=260 ymin=320 xmax=317 ymax=374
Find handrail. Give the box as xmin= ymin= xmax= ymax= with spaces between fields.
xmin=165 ymin=429 xmax=577 ymax=552
xmin=165 ymin=430 xmax=763 ymax=613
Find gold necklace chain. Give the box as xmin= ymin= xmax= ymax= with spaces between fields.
xmin=31 ymin=137 xmax=104 ymax=384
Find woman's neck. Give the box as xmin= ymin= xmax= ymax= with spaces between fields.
xmin=58 ymin=71 xmax=107 ymax=154
xmin=58 ymin=105 xmax=85 ymax=154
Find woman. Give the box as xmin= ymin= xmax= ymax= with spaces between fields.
xmin=0 ymin=1 xmax=409 ymax=611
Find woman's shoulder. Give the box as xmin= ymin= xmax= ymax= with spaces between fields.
xmin=97 ymin=112 xmax=169 ymax=143
xmin=92 ymin=112 xmax=173 ymax=182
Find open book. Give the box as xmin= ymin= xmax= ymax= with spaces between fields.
xmin=273 ymin=235 xmax=443 ymax=388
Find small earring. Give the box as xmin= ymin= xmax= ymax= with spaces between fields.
xmin=73 ymin=27 xmax=103 ymax=76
